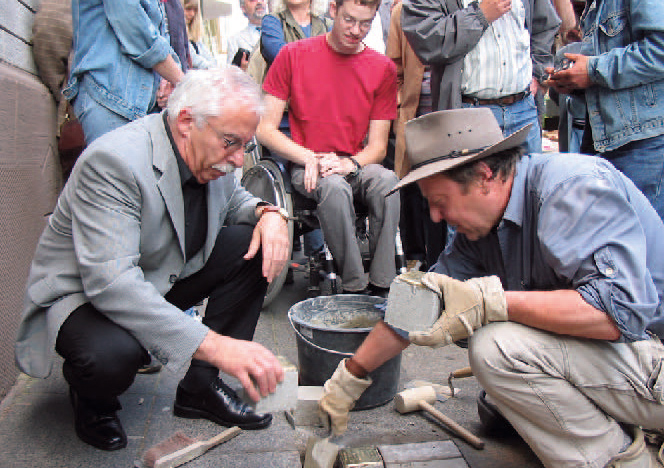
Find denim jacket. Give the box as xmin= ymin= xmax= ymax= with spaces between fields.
xmin=63 ymin=0 xmax=175 ymax=121
xmin=581 ymin=0 xmax=664 ymax=152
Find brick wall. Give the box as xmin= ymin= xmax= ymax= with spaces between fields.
xmin=0 ymin=0 xmax=62 ymax=399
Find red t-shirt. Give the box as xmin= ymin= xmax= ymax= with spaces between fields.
xmin=263 ymin=35 xmax=397 ymax=156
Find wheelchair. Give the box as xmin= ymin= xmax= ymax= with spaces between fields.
xmin=241 ymin=138 xmax=407 ymax=306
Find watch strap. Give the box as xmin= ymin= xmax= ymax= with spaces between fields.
xmin=257 ymin=204 xmax=294 ymax=221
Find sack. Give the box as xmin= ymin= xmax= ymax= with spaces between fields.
xmin=246 ymin=45 xmax=268 ymax=85
xmin=58 ymin=111 xmax=85 ymax=181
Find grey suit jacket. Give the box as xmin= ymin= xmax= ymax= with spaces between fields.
xmin=15 ymin=113 xmax=263 ymax=378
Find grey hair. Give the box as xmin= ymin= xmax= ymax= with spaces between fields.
xmin=270 ymin=0 xmax=329 ymax=17
xmin=167 ymin=66 xmax=264 ymax=128
xmin=445 ymin=146 xmax=524 ymax=188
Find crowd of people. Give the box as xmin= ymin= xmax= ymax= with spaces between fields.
xmin=23 ymin=0 xmax=664 ymax=466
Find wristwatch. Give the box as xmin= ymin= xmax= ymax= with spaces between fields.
xmin=256 ymin=204 xmax=293 ymax=221
xmin=346 ymin=157 xmax=362 ymax=178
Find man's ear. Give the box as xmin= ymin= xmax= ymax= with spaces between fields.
xmin=175 ymin=108 xmax=195 ymax=140
xmin=329 ymin=1 xmax=337 ymax=19
xmin=475 ymin=161 xmax=494 ymax=193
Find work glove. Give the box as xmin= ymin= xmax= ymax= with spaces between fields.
xmin=409 ymin=273 xmax=507 ymax=348
xmin=318 ymin=359 xmax=372 ymax=436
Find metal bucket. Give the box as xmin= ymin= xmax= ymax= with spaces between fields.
xmin=288 ymin=295 xmax=401 ymax=410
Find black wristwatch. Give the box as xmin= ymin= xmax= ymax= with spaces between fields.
xmin=346 ymin=157 xmax=362 ymax=178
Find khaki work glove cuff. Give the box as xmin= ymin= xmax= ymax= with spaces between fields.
xmin=468 ymin=275 xmax=508 ymax=323
xmin=332 ymin=359 xmax=372 ymax=399
xmin=319 ymin=359 xmax=372 ymax=435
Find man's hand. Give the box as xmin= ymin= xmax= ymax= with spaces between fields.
xmin=194 ymin=331 xmax=284 ymax=402
xmin=303 ymin=154 xmax=321 ymax=192
xmin=409 ymin=273 xmax=508 ymax=347
xmin=318 ymin=153 xmax=355 ymax=178
xmin=480 ymin=0 xmax=511 ymax=23
xmin=244 ymin=210 xmax=290 ymax=283
xmin=544 ymin=53 xmax=592 ymax=94
xmin=319 ymin=359 xmax=372 ymax=436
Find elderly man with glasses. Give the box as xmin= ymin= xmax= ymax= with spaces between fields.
xmin=16 ymin=67 xmax=290 ymax=451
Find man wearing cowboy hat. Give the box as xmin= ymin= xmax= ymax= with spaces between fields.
xmin=318 ymin=107 xmax=664 ymax=467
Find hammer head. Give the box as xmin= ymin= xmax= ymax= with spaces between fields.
xmin=394 ymin=386 xmax=437 ymax=413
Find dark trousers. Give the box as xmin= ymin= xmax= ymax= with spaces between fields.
xmin=399 ymin=183 xmax=446 ymax=270
xmin=55 ymin=224 xmax=268 ymax=408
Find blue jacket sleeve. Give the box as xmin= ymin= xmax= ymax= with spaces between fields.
xmin=261 ymin=14 xmax=286 ymax=64
xmin=102 ymin=0 xmax=173 ymax=69
xmin=587 ymin=0 xmax=664 ymax=90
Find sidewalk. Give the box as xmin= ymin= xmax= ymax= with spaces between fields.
xmin=0 ymin=263 xmax=542 ymax=468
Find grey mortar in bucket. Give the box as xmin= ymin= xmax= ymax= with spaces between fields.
xmin=288 ymin=295 xmax=402 ymax=410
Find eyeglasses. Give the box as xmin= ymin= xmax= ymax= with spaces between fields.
xmin=206 ymin=120 xmax=254 ymax=152
xmin=340 ymin=13 xmax=373 ymax=31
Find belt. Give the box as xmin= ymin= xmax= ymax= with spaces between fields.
xmin=462 ymin=91 xmax=528 ymax=106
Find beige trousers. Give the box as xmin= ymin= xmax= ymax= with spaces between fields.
xmin=469 ymin=322 xmax=664 ymax=468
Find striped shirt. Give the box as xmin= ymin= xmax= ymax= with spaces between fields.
xmin=460 ymin=0 xmax=532 ymax=99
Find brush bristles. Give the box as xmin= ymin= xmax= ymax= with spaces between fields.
xmin=143 ymin=431 xmax=197 ymax=468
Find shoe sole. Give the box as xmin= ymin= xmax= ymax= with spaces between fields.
xmin=173 ymin=403 xmax=272 ymax=430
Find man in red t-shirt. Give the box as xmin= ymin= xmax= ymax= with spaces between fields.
xmin=257 ymin=0 xmax=399 ymax=295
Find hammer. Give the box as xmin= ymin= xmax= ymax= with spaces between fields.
xmin=394 ymin=386 xmax=484 ymax=450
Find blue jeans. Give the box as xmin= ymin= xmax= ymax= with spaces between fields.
xmin=72 ymin=83 xmax=131 ymax=144
xmin=602 ymin=133 xmax=664 ymax=222
xmin=463 ymin=94 xmax=542 ymax=155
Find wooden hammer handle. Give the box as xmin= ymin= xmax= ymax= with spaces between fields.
xmin=419 ymin=401 xmax=484 ymax=450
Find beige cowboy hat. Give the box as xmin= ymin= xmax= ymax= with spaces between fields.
xmin=388 ymin=108 xmax=531 ymax=195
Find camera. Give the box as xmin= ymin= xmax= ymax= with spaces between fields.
xmin=542 ymin=57 xmax=574 ymax=82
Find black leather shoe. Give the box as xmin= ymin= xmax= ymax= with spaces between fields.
xmin=69 ymin=388 xmax=127 ymax=451
xmin=477 ymin=390 xmax=517 ymax=436
xmin=174 ymin=378 xmax=272 ymax=430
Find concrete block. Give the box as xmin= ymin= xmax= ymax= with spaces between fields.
xmin=378 ymin=441 xmax=468 ymax=468
xmin=287 ymin=386 xmax=324 ymax=427
xmin=384 ymin=271 xmax=440 ymax=333
xmin=214 ymin=451 xmax=302 ymax=467
xmin=242 ymin=356 xmax=298 ymax=413
xmin=304 ymin=436 xmax=339 ymax=468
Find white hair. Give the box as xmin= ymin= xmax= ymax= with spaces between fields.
xmin=167 ymin=66 xmax=264 ymax=128
xmin=270 ymin=0 xmax=329 ymax=17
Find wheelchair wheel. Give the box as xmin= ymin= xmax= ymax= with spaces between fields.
xmin=242 ymin=136 xmax=262 ymax=175
xmin=241 ymin=159 xmax=294 ymax=306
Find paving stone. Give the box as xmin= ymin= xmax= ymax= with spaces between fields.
xmin=208 ymin=450 xmax=302 ymax=467
xmin=378 ymin=441 xmax=469 ymax=468
xmin=242 ymin=356 xmax=299 ymax=413
xmin=290 ymin=386 xmax=324 ymax=427
xmin=384 ymin=271 xmax=440 ymax=333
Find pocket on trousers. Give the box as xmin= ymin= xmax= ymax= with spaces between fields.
xmin=647 ymin=356 xmax=664 ymax=404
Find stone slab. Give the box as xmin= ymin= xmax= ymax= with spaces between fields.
xmin=384 ymin=271 xmax=440 ymax=333
xmin=378 ymin=441 xmax=465 ymax=465
xmin=243 ymin=356 xmax=298 ymax=413
xmin=304 ymin=436 xmax=339 ymax=468
xmin=208 ymin=450 xmax=302 ymax=467
xmin=290 ymin=386 xmax=324 ymax=427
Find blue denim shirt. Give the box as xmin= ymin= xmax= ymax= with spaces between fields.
xmin=580 ymin=0 xmax=664 ymax=152
xmin=63 ymin=0 xmax=175 ymax=120
xmin=433 ymin=153 xmax=664 ymax=341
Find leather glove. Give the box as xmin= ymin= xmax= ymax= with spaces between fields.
xmin=409 ymin=273 xmax=507 ymax=348
xmin=318 ymin=359 xmax=372 ymax=436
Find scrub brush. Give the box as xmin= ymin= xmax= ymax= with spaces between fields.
xmin=143 ymin=426 xmax=241 ymax=468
